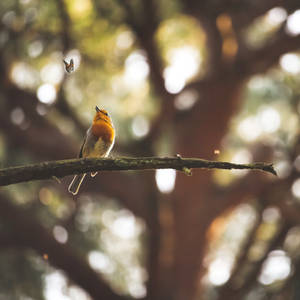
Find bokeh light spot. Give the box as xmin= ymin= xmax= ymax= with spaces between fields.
xmin=111 ymin=210 xmax=140 ymax=239
xmin=11 ymin=62 xmax=39 ymax=89
xmin=294 ymin=155 xmax=300 ymax=172
xmin=41 ymin=63 xmax=64 ymax=85
xmin=276 ymin=161 xmax=292 ymax=179
xmin=28 ymin=40 xmax=43 ymax=58
xmin=291 ymin=178 xmax=300 ymax=199
xmin=286 ymin=10 xmax=300 ymax=36
xmin=116 ymin=31 xmax=134 ymax=49
xmin=10 ymin=107 xmax=25 ymax=125
xmin=237 ymin=116 xmax=262 ymax=142
xmin=155 ymin=169 xmax=176 ymax=193
xmin=266 ymin=7 xmax=287 ymax=26
xmin=124 ymin=51 xmax=149 ymax=87
xmin=258 ymin=107 xmax=281 ymax=133
xmin=37 ymin=83 xmax=56 ymax=104
xmin=174 ymin=89 xmax=198 ymax=110
xmin=262 ymin=207 xmax=281 ymax=223
xmin=164 ymin=66 xmax=185 ymax=94
xmin=53 ymin=226 xmax=68 ymax=244
xmin=208 ymin=257 xmax=231 ymax=286
xmin=258 ymin=250 xmax=291 ymax=285
xmin=88 ymin=251 xmax=114 ymax=274
xmin=280 ymin=53 xmax=300 ymax=74
xmin=131 ymin=115 xmax=150 ymax=138
xmin=164 ymin=46 xmax=201 ymax=94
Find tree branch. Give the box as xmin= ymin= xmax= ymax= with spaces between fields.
xmin=0 ymin=157 xmax=276 ymax=186
xmin=237 ymin=31 xmax=300 ymax=76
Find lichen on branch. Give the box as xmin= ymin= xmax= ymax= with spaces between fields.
xmin=0 ymin=156 xmax=276 ymax=186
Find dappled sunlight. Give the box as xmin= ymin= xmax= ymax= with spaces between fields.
xmin=280 ymin=53 xmax=300 ymax=74
xmin=284 ymin=226 xmax=300 ymax=258
xmin=168 ymin=46 xmax=201 ymax=79
xmin=41 ymin=62 xmax=64 ymax=85
xmin=247 ymin=75 xmax=273 ymax=90
xmin=131 ymin=115 xmax=150 ymax=138
xmin=110 ymin=210 xmax=141 ymax=239
xmin=156 ymin=15 xmax=204 ymax=95
xmin=291 ymin=178 xmax=300 ymax=199
xmin=116 ymin=31 xmax=134 ymax=50
xmin=258 ymin=250 xmax=291 ymax=285
xmin=174 ymin=89 xmax=198 ymax=110
xmin=124 ymin=51 xmax=149 ymax=88
xmin=88 ymin=251 xmax=115 ymax=274
xmin=236 ymin=106 xmax=281 ymax=143
xmin=39 ymin=188 xmax=53 ymax=206
xmin=294 ymin=155 xmax=300 ymax=172
xmin=37 ymin=83 xmax=57 ymax=104
xmin=128 ymin=281 xmax=147 ymax=299
xmin=2 ymin=11 xmax=17 ymax=28
xmin=53 ymin=225 xmax=68 ymax=244
xmin=28 ymin=40 xmax=43 ymax=58
xmin=245 ymin=7 xmax=288 ymax=48
xmin=266 ymin=7 xmax=287 ymax=26
xmin=286 ymin=10 xmax=300 ymax=36
xmin=262 ymin=207 xmax=281 ymax=223
xmin=258 ymin=107 xmax=281 ymax=133
xmin=163 ymin=46 xmax=201 ymax=94
xmin=44 ymin=271 xmax=91 ymax=300
xmin=206 ymin=204 xmax=258 ymax=286
xmin=237 ymin=116 xmax=262 ymax=142
xmin=10 ymin=107 xmax=25 ymax=126
xmin=38 ymin=187 xmax=75 ymax=220
xmin=213 ymin=147 xmax=256 ymax=185
xmin=75 ymin=200 xmax=147 ymax=297
xmin=10 ymin=62 xmax=39 ymax=90
xmin=155 ymin=169 xmax=176 ymax=193
xmin=275 ymin=160 xmax=292 ymax=179
xmin=2 ymin=0 xmax=300 ymax=299
xmin=164 ymin=66 xmax=185 ymax=94
xmin=68 ymin=286 xmax=92 ymax=300
xmin=208 ymin=257 xmax=232 ymax=286
xmin=247 ymin=208 xmax=281 ymax=263
xmin=216 ymin=14 xmax=238 ymax=59
xmin=67 ymin=0 xmax=92 ymax=20
xmin=44 ymin=272 xmax=70 ymax=300
xmin=231 ymin=149 xmax=253 ymax=177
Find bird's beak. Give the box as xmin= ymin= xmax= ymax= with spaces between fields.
xmin=95 ymin=106 xmax=100 ymax=112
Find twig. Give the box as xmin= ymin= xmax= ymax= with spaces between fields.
xmin=0 ymin=157 xmax=276 ymax=186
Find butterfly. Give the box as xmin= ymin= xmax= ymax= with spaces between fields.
xmin=63 ymin=58 xmax=74 ymax=73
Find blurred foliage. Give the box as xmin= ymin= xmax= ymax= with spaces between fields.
xmin=0 ymin=250 xmax=46 ymax=300
xmin=1 ymin=0 xmax=300 ymax=299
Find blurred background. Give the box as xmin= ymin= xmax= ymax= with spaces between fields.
xmin=0 ymin=0 xmax=300 ymax=300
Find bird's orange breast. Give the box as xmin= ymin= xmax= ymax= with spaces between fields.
xmin=91 ymin=120 xmax=115 ymax=143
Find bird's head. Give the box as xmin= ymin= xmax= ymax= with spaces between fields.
xmin=93 ymin=106 xmax=113 ymax=126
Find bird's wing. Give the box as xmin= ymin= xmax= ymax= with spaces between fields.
xmin=79 ymin=136 xmax=87 ymax=158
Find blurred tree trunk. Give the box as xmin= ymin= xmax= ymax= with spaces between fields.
xmin=172 ymin=79 xmax=244 ymax=300
xmin=1 ymin=1 xmax=300 ymax=299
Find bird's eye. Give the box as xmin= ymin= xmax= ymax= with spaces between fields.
xmin=102 ymin=111 xmax=108 ymax=116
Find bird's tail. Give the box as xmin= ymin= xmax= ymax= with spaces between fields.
xmin=68 ymin=173 xmax=86 ymax=195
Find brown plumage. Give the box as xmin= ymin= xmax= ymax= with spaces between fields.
xmin=68 ymin=106 xmax=115 ymax=195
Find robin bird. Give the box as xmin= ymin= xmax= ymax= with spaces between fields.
xmin=68 ymin=106 xmax=115 ymax=195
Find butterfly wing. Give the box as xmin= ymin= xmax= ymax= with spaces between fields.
xmin=63 ymin=59 xmax=74 ymax=73
xmin=69 ymin=59 xmax=74 ymax=72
